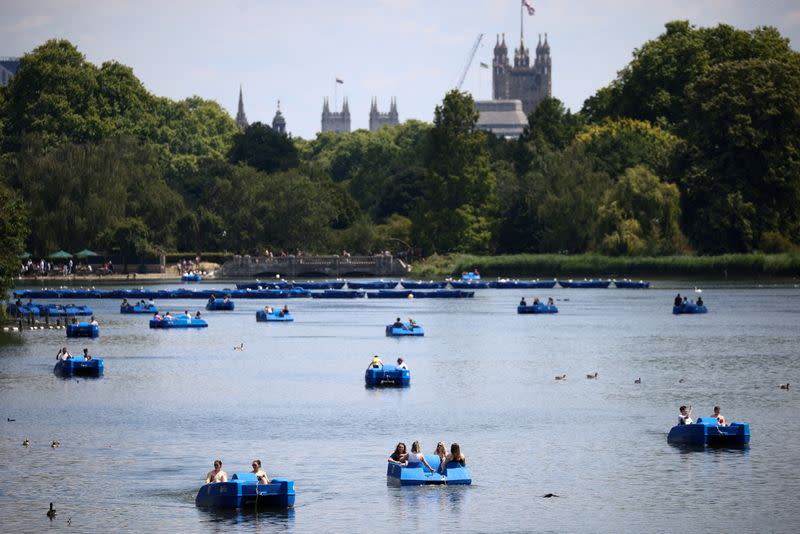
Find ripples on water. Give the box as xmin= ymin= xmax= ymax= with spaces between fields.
xmin=1 ymin=281 xmax=799 ymax=533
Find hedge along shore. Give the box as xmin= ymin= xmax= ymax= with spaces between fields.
xmin=413 ymin=253 xmax=800 ymax=279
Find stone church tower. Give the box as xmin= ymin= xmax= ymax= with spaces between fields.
xmin=235 ymin=85 xmax=248 ymax=131
xmin=369 ymin=97 xmax=399 ymax=132
xmin=492 ymin=33 xmax=551 ymax=116
xmin=321 ymin=97 xmax=351 ymax=133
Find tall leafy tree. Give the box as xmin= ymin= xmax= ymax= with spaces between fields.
xmin=681 ymin=59 xmax=800 ymax=251
xmin=229 ymin=122 xmax=299 ymax=174
xmin=0 ymin=183 xmax=28 ymax=304
xmin=596 ymin=165 xmax=686 ymax=255
xmin=413 ymin=90 xmax=497 ymax=254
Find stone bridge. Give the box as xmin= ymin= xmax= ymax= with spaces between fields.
xmin=220 ymin=255 xmax=410 ymax=279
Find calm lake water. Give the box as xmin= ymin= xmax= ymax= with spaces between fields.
xmin=1 ymin=280 xmax=799 ymax=533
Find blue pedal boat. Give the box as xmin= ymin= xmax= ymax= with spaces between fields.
xmin=387 ymin=455 xmax=471 ymax=486
xmin=66 ymin=323 xmax=99 ymax=338
xmin=47 ymin=304 xmax=94 ymax=316
xmin=517 ymin=303 xmax=558 ymax=314
xmin=348 ymin=280 xmax=398 ymax=290
xmin=120 ymin=304 xmax=158 ymax=314
xmin=256 ymin=310 xmax=294 ymax=322
xmin=54 ymin=357 xmax=104 ymax=377
xmin=196 ymin=473 xmax=295 ymax=509
xmin=206 ymin=299 xmax=235 ymax=311
xmin=449 ymin=280 xmax=490 ymax=289
xmin=673 ymin=303 xmax=707 ymax=314
xmin=558 ymin=279 xmax=611 ymax=288
xmin=667 ymin=417 xmax=750 ymax=447
xmin=385 ymin=323 xmax=424 ymax=336
xmin=400 ymin=280 xmax=448 ymax=289
xmin=365 ymin=364 xmax=410 ymax=387
xmin=6 ymin=303 xmax=43 ymax=316
xmin=614 ymin=279 xmax=650 ymax=289
xmin=489 ymin=279 xmax=558 ymax=289
xmin=181 ymin=273 xmax=201 ymax=282
xmin=310 ymin=290 xmax=365 ymax=299
xmin=149 ymin=316 xmax=208 ymax=328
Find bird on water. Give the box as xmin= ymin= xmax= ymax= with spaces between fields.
xmin=555 ymin=374 xmax=566 ymax=381
xmin=46 ymin=503 xmax=56 ymax=518
xmin=586 ymin=372 xmax=598 ymax=379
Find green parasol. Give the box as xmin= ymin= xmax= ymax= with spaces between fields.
xmin=74 ymin=249 xmax=99 ymax=259
xmin=19 ymin=252 xmax=32 ymax=259
xmin=48 ymin=250 xmax=74 ymax=259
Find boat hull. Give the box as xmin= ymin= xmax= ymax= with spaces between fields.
xmin=385 ymin=324 xmax=424 ymax=336
xmin=54 ymin=358 xmax=104 ymax=377
xmin=196 ymin=474 xmax=295 ymax=509
xmin=667 ymin=418 xmax=750 ymax=447
xmin=66 ymin=323 xmax=99 ymax=338
xmin=206 ymin=300 xmax=235 ymax=311
xmin=256 ymin=310 xmax=294 ymax=322
xmin=673 ymin=304 xmax=707 ymax=314
xmin=517 ymin=304 xmax=558 ymax=314
xmin=365 ymin=364 xmax=410 ymax=387
xmin=387 ymin=455 xmax=471 ymax=486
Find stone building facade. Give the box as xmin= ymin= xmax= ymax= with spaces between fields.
xmin=321 ymin=97 xmax=351 ymax=133
xmin=368 ymin=97 xmax=399 ymax=132
xmin=0 ymin=57 xmax=20 ymax=86
xmin=492 ymin=33 xmax=551 ymax=116
xmin=474 ymin=100 xmax=527 ymax=138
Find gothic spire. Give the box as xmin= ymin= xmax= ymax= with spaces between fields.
xmin=235 ymin=84 xmax=248 ymax=131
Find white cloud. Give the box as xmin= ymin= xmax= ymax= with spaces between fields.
xmin=6 ymin=14 xmax=52 ymax=32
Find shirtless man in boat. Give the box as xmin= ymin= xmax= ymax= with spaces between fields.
xmin=205 ymin=460 xmax=228 ymax=483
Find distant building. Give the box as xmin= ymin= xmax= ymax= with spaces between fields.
xmin=0 ymin=57 xmax=21 ymax=86
xmin=474 ymin=100 xmax=527 ymax=138
xmin=321 ymin=97 xmax=351 ymax=133
xmin=369 ymin=97 xmax=399 ymax=132
xmin=492 ymin=33 xmax=551 ymax=116
xmin=272 ymin=101 xmax=286 ymax=134
xmin=235 ymin=85 xmax=248 ymax=131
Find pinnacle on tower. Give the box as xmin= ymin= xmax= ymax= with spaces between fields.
xmin=235 ymin=84 xmax=248 ymax=131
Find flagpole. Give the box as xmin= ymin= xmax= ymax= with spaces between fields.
xmin=334 ymin=77 xmax=338 ymax=112
xmin=520 ymin=0 xmax=523 ymax=42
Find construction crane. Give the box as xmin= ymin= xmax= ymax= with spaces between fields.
xmin=456 ymin=33 xmax=484 ymax=90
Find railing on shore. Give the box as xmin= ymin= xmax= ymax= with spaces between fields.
xmin=221 ymin=255 xmax=410 ymax=278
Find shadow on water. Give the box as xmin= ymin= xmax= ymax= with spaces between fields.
xmin=196 ymin=504 xmax=295 ymax=528
xmin=669 ymin=443 xmax=751 ymax=454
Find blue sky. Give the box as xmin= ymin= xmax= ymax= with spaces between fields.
xmin=2 ymin=0 xmax=799 ymax=139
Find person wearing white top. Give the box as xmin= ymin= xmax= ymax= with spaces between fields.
xmin=678 ymin=405 xmax=693 ymax=425
xmin=396 ymin=357 xmax=408 ymax=370
xmin=407 ymin=441 xmax=435 ymax=472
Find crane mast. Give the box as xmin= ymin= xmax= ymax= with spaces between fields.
xmin=457 ymin=33 xmax=484 ymax=90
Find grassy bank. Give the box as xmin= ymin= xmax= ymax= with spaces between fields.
xmin=411 ymin=253 xmax=800 ymax=279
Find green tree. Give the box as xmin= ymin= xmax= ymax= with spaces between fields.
xmin=413 ymin=90 xmax=497 ymax=254
xmin=0 ymin=183 xmax=29 ymax=306
xmin=11 ymin=136 xmax=183 ymax=254
xmin=527 ymin=145 xmax=612 ymax=253
xmin=98 ymin=217 xmax=152 ymax=273
xmin=596 ymin=165 xmax=687 ymax=255
xmin=229 ymin=122 xmax=299 ymax=173
xmin=575 ymin=118 xmax=681 ymax=179
xmin=681 ymin=59 xmax=800 ymax=252
xmin=1 ymin=40 xmax=102 ymax=151
xmin=582 ymin=21 xmax=799 ymax=129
